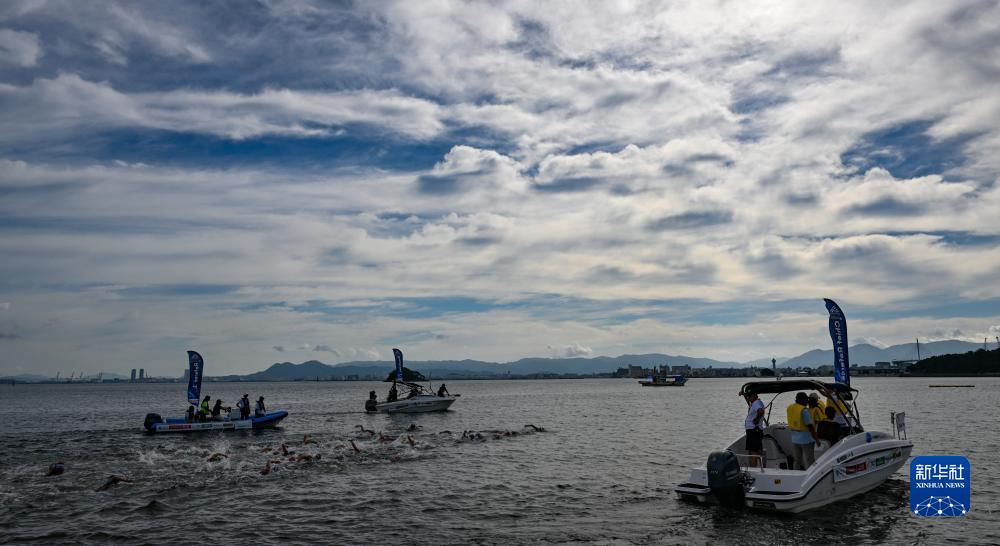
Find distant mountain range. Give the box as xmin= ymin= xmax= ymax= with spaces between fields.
xmin=245 ymin=352 xmax=744 ymax=381
xmin=779 ymin=340 xmax=981 ymax=368
xmin=240 ymin=340 xmax=985 ymax=381
xmin=3 ymin=340 xmax=986 ymax=382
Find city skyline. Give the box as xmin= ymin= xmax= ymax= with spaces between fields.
xmin=1 ymin=1 xmax=999 ymax=376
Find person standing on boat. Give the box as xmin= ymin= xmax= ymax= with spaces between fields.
xmin=807 ymin=393 xmax=825 ymax=427
xmin=387 ymin=381 xmax=398 ymax=402
xmin=743 ymin=392 xmax=766 ymax=467
xmin=787 ymin=392 xmax=819 ymax=470
xmin=816 ymin=406 xmax=841 ymax=445
xmin=211 ymin=399 xmax=230 ymax=420
xmin=236 ymin=394 xmax=251 ymax=420
xmin=437 ymin=383 xmax=450 ymax=397
xmin=199 ymin=395 xmax=211 ymax=421
xmin=255 ymin=396 xmax=266 ymax=417
xmin=823 ymin=391 xmax=851 ymax=436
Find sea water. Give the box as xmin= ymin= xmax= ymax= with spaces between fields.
xmin=1 ymin=377 xmax=997 ymax=544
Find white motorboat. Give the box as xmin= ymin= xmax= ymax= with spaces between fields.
xmin=373 ymin=393 xmax=456 ymax=414
xmin=364 ymin=381 xmax=457 ymax=414
xmin=675 ymin=380 xmax=912 ymax=513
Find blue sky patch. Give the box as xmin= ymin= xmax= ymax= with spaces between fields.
xmin=840 ymin=119 xmax=978 ymax=179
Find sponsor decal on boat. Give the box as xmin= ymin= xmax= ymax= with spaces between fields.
xmin=910 ymin=456 xmax=970 ymax=517
xmin=836 ymin=450 xmax=854 ymax=464
xmin=833 ymin=449 xmax=903 ymax=482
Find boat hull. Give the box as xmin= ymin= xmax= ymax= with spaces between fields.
xmin=145 ymin=411 xmax=288 ymax=433
xmin=638 ymin=381 xmax=685 ymax=387
xmin=676 ymin=434 xmax=912 ymax=513
xmin=375 ymin=395 xmax=455 ymax=414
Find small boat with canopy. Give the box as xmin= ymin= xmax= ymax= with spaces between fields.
xmin=364 ymin=348 xmax=457 ymax=413
xmin=674 ymin=299 xmax=913 ymax=513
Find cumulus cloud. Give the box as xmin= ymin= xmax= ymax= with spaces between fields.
xmin=416 ymin=145 xmax=525 ymax=196
xmin=548 ymin=342 xmax=593 ymax=357
xmin=860 ymin=337 xmax=889 ymax=349
xmin=312 ymin=344 xmax=340 ymax=356
xmin=0 ymin=74 xmax=445 ymax=142
xmin=0 ymin=28 xmax=41 ymax=66
xmin=342 ymin=347 xmax=381 ymax=361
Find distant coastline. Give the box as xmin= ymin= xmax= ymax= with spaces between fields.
xmin=5 ymin=342 xmax=997 ymax=384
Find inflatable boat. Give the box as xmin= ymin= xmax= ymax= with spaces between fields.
xmin=143 ymin=411 xmax=289 ymax=433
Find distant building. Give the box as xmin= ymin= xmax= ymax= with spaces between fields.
xmin=130 ymin=369 xmax=136 ymax=382
xmin=139 ymin=368 xmax=145 ymax=382
xmin=875 ymin=361 xmax=891 ymax=369
xmin=628 ymin=365 xmax=647 ymax=378
xmin=670 ymin=365 xmax=691 ymax=375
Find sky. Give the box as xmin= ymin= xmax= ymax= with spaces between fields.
xmin=1 ymin=0 xmax=999 ymax=376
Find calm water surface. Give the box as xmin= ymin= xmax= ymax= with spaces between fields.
xmin=1 ymin=377 xmax=997 ymax=544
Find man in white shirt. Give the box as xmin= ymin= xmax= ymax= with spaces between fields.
xmin=744 ymin=392 xmax=766 ymax=467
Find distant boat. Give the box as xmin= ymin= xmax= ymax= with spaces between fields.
xmin=638 ymin=375 xmax=687 ymax=387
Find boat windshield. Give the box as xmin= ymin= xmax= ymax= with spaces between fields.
xmin=397 ymin=381 xmax=429 ymax=396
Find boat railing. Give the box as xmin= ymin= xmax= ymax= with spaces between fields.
xmin=733 ymin=453 xmax=766 ymax=472
xmin=890 ymin=411 xmax=907 ymax=440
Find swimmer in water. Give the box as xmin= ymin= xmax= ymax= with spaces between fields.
xmin=406 ymin=435 xmax=415 ymax=447
xmin=261 ymin=460 xmax=281 ymax=475
xmin=406 ymin=423 xmax=420 ymax=432
xmin=350 ymin=440 xmax=360 ymax=453
xmin=95 ymin=475 xmax=133 ymax=492
xmin=206 ymin=453 xmax=228 ymax=462
xmin=525 ymin=424 xmax=545 ymax=432
xmin=354 ymin=425 xmax=375 ymax=436
xmin=280 ymin=443 xmax=294 ymax=456
xmin=303 ymin=435 xmax=317 ymax=445
xmin=378 ymin=432 xmax=396 ymax=443
xmin=46 ymin=462 xmax=65 ymax=476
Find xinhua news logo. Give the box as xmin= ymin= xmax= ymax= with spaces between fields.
xmin=910 ymin=455 xmax=971 ymax=517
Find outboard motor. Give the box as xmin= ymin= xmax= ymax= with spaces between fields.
xmin=707 ymin=450 xmax=745 ymax=507
xmin=143 ymin=413 xmax=162 ymax=432
xmin=364 ymin=391 xmax=378 ymax=412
